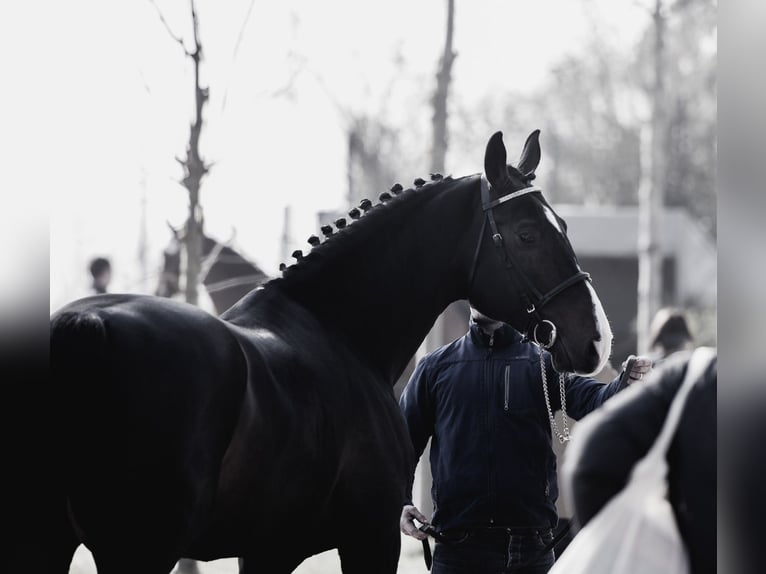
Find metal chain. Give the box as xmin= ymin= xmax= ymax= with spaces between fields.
xmin=539 ymin=346 xmax=570 ymax=443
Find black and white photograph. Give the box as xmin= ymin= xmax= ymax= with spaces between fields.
xmin=3 ymin=0 xmax=728 ymax=572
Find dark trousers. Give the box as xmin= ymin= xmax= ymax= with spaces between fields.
xmin=431 ymin=528 xmax=555 ymax=574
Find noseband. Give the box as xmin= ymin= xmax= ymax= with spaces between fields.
xmin=468 ymin=175 xmax=590 ymax=349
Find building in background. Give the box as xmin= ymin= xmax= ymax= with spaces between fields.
xmin=558 ymin=204 xmax=716 ymax=362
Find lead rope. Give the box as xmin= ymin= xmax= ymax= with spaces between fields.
xmin=539 ymin=346 xmax=570 ymax=443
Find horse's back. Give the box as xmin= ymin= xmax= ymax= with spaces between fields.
xmin=50 ymin=294 xmax=248 ymax=555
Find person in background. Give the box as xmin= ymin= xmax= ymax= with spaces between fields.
xmin=648 ymin=307 xmax=694 ymax=363
xmin=399 ymin=308 xmax=652 ymax=574
xmin=88 ymin=257 xmax=111 ymax=295
xmin=562 ymin=349 xmax=716 ymax=574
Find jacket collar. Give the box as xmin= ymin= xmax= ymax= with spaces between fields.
xmin=468 ymin=321 xmax=523 ymax=349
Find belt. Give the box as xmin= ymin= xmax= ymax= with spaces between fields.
xmin=452 ymin=525 xmax=552 ymax=536
xmin=417 ymin=522 xmax=570 ymax=572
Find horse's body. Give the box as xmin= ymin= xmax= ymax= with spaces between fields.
xmin=53 ymin=289 xmax=408 ymax=572
xmin=47 ymin=132 xmax=613 ymax=573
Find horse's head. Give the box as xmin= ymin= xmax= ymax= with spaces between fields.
xmin=468 ymin=131 xmax=612 ymax=376
xmin=155 ymin=225 xmax=182 ymax=298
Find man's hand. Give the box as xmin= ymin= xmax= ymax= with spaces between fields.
xmin=622 ymin=355 xmax=653 ymax=384
xmin=400 ymin=504 xmax=429 ymax=540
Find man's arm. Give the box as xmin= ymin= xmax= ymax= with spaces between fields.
xmin=544 ymin=353 xmax=652 ymax=420
xmin=398 ymin=358 xmax=435 ymax=539
xmin=398 ymin=358 xmax=435 ymax=503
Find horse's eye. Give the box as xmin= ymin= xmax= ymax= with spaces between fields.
xmin=517 ymin=231 xmax=535 ymax=244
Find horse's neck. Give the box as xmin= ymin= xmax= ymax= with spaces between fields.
xmin=244 ymin=180 xmax=479 ymax=383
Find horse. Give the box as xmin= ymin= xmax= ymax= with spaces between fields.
xmin=156 ymin=230 xmax=269 ymax=315
xmin=47 ymin=131 xmax=613 ymax=574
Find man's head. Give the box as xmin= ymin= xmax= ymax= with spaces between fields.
xmin=89 ymin=257 xmax=111 ymax=293
xmin=470 ymin=307 xmax=504 ymax=335
xmin=649 ymin=308 xmax=693 ymax=357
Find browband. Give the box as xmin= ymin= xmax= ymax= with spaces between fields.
xmin=482 ymin=184 xmax=542 ymax=210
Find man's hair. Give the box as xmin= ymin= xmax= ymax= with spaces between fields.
xmin=649 ymin=308 xmax=692 ymax=354
xmin=89 ymin=257 xmax=111 ymax=279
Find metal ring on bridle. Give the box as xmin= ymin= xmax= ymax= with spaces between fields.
xmin=533 ymin=320 xmax=557 ymax=349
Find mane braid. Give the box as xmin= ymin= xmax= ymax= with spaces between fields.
xmin=267 ymin=175 xmax=460 ymax=290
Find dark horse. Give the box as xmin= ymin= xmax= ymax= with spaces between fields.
xmin=156 ymin=230 xmax=269 ymax=315
xmin=48 ymin=131 xmax=613 ymax=573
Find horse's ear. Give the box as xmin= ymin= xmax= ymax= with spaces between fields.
xmin=484 ymin=131 xmax=509 ymax=187
xmin=517 ymin=129 xmax=541 ymax=177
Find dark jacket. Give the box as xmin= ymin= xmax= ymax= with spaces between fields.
xmin=563 ymin=350 xmax=716 ymax=574
xmin=399 ymin=322 xmax=624 ymax=531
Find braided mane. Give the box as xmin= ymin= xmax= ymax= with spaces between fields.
xmin=269 ymin=174 xmax=466 ymax=290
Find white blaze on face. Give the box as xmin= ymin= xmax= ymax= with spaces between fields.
xmin=586 ymin=281 xmax=613 ymax=375
xmin=543 ymin=203 xmax=611 ymax=374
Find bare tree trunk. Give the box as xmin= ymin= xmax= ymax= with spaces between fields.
xmin=637 ymin=0 xmax=666 ymax=353
xmin=430 ymin=0 xmax=455 ymax=175
xmin=151 ymin=0 xmax=209 ymax=307
xmin=180 ymin=0 xmax=208 ymax=307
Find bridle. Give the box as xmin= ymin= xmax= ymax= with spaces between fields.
xmin=468 ymin=175 xmax=591 ymax=350
xmin=468 ymin=174 xmax=593 ymax=443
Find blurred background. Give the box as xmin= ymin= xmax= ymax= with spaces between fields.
xmin=30 ymin=0 xmax=716 ymax=571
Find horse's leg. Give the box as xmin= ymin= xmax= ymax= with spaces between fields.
xmin=37 ymin=505 xmax=80 ymax=574
xmin=91 ymin=548 xmax=178 ymax=574
xmin=338 ymin=524 xmax=400 ymax=574
xmin=4 ymin=496 xmax=79 ymax=574
xmin=238 ymin=554 xmax=305 ymax=574
xmin=175 ymin=558 xmax=202 ymax=573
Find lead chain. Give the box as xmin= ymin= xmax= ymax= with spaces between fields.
xmin=539 ymin=346 xmax=570 ymax=443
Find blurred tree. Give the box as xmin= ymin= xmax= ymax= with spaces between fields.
xmin=646 ymin=0 xmax=717 ymax=236
xmin=534 ymin=54 xmax=642 ymax=207
xmin=431 ymin=0 xmax=456 ymax=175
xmin=449 ymin=0 xmax=715 ymax=357
xmin=637 ymin=0 xmax=669 ymax=354
xmin=152 ymin=0 xmax=210 ymax=308
xmin=458 ymin=0 xmax=716 ymax=239
xmin=346 ymin=115 xmax=401 ymax=206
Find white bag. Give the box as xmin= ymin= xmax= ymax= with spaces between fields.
xmin=549 ymin=347 xmax=715 ymax=574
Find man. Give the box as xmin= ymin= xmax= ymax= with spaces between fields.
xmin=399 ymin=308 xmax=651 ymax=574
xmin=648 ymin=307 xmax=694 ymax=363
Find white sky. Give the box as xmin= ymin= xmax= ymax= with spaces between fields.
xmin=1 ymin=0 xmax=646 ymax=311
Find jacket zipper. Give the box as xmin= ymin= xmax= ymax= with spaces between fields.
xmin=503 ymin=365 xmax=510 ymax=411
xmin=487 ymin=332 xmax=494 ymax=522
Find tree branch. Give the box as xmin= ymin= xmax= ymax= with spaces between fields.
xmin=232 ymin=0 xmax=256 ymax=61
xmin=190 ymin=0 xmax=201 ymax=56
xmin=148 ymin=0 xmax=192 ymax=56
